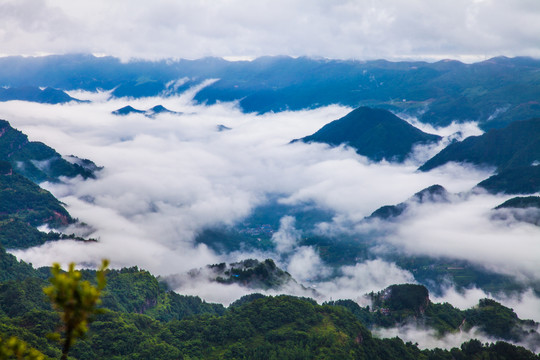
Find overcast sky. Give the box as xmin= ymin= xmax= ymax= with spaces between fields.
xmin=1 ymin=0 xmax=539 ymax=61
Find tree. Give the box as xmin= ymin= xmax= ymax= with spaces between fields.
xmin=43 ymin=259 xmax=109 ymax=360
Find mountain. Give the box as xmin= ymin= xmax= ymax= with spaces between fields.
xmin=0 ymin=119 xmax=100 ymax=248
xmin=1 ymin=256 xmax=539 ymax=359
xmin=329 ymin=283 xmax=540 ymax=347
xmin=420 ymin=118 xmax=540 ymax=172
xmin=217 ymin=124 xmax=231 ymax=132
xmin=2 ymin=55 xmax=540 ymax=129
xmin=208 ymin=258 xmax=295 ymax=290
xmin=0 ymin=86 xmax=80 ymax=104
xmin=492 ymin=196 xmax=540 ymax=226
xmin=0 ymin=119 xmax=98 ymax=183
xmin=203 ymin=259 xmax=314 ymax=293
xmin=477 ymin=165 xmax=540 ymax=195
xmin=0 ymin=244 xmax=39 ymax=281
xmin=0 ymin=160 xmax=74 ymax=248
xmin=368 ymin=184 xmax=449 ymax=220
xmin=112 ymin=104 xmax=180 ymax=117
xmin=295 ymin=107 xmax=441 ymax=162
xmin=112 ymin=105 xmax=145 ymax=116
xmin=145 ymin=105 xmax=180 ymax=117
xmin=111 ymin=79 xmax=166 ymax=98
xmin=495 ymin=196 xmax=540 ymax=210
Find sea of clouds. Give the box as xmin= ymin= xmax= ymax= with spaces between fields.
xmin=0 ymin=84 xmax=538 ymax=334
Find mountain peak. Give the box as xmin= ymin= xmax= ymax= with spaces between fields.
xmin=112 ymin=105 xmax=145 ymax=116
xmin=295 ymin=107 xmax=441 ymax=162
xmin=368 ymin=184 xmax=449 ymax=220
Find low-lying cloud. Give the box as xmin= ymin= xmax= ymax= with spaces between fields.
xmin=0 ymin=85 xmax=538 ymax=315
xmin=382 ymin=192 xmax=540 ymax=282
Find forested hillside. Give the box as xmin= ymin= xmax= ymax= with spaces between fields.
xmin=1 ymin=251 xmax=539 ymax=359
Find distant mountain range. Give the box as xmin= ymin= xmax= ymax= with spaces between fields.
xmin=1 ymin=54 xmax=540 ymax=129
xmin=294 ymin=107 xmax=440 ymax=162
xmin=0 ymin=86 xmax=80 ymax=104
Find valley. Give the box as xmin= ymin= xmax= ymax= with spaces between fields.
xmin=0 ymin=55 xmax=539 ymax=358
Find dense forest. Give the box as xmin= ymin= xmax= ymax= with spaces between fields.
xmin=0 ymin=246 xmax=539 ymax=359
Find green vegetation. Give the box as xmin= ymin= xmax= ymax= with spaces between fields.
xmin=0 ymin=120 xmax=97 ymax=183
xmin=44 ymin=260 xmax=109 ymax=360
xmin=0 ymin=335 xmax=45 ymax=360
xmin=0 ymin=162 xmax=78 ymax=249
xmin=0 ymin=249 xmax=539 ymax=359
xmin=209 ymin=259 xmax=297 ymax=290
xmin=327 ymin=284 xmax=540 ymax=345
xmin=0 ymin=246 xmax=40 ymax=281
xmin=0 ymin=168 xmax=71 ymax=227
xmin=0 ymin=123 xmax=99 ymax=249
xmin=464 ymin=298 xmax=540 ymax=342
xmin=195 ymin=198 xmax=334 ymax=254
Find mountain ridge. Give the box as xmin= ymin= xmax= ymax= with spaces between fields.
xmin=1 ymin=54 xmax=540 ymax=129
xmin=419 ymin=117 xmax=540 ymax=172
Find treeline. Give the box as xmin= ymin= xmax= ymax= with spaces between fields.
xmin=330 ymin=284 xmax=540 ymax=346
xmin=1 ymin=249 xmax=539 ymax=359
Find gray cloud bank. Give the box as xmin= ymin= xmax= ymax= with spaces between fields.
xmin=1 ymin=0 xmax=540 ymax=61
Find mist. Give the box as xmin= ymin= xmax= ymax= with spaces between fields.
xmin=0 ymin=85 xmax=538 ymax=314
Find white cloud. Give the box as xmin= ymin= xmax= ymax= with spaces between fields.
xmin=383 ymin=192 xmax=540 ymax=282
xmin=285 ymin=246 xmax=331 ymax=283
xmin=314 ymin=260 xmax=416 ymax=303
xmin=433 ymin=286 xmax=540 ymax=323
xmin=271 ymin=216 xmax=301 ymax=253
xmin=374 ymin=325 xmax=498 ymax=351
xmin=0 ymin=85 xmax=538 ymax=310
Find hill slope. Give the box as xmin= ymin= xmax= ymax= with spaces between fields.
xmin=492 ymin=196 xmax=540 ymax=226
xmin=296 ymin=107 xmax=441 ymax=162
xmin=368 ymin=184 xmax=449 ymax=220
xmin=0 ymin=120 xmax=100 ymax=248
xmin=0 ymin=160 xmax=77 ymax=248
xmin=1 ymin=259 xmax=539 ymax=359
xmin=0 ymin=119 xmax=98 ymax=183
xmin=477 ymin=165 xmax=540 ymax=194
xmin=420 ymin=118 xmax=540 ymax=172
